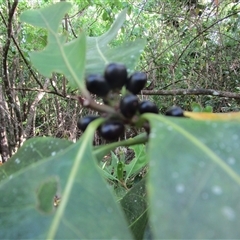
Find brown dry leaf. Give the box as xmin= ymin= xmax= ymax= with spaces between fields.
xmin=184 ymin=111 xmax=240 ymax=121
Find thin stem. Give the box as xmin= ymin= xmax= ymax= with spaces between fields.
xmin=94 ymin=133 xmax=148 ymax=161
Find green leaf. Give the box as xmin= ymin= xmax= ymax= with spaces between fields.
xmin=124 ymin=144 xmax=147 ymax=182
xmin=121 ymin=178 xmax=148 ymax=240
xmin=191 ymin=102 xmax=202 ymax=112
xmin=117 ymin=160 xmax=124 ymax=181
xmin=203 ymin=105 xmax=213 ymax=112
xmin=145 ymin=113 xmax=240 ymax=239
xmin=0 ymin=120 xmax=133 ymax=239
xmin=0 ymin=137 xmax=72 ymax=183
xmin=86 ymin=9 xmax=146 ymax=75
xmin=20 ymin=2 xmax=86 ymax=91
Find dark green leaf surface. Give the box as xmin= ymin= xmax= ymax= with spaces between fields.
xmin=0 ymin=120 xmax=132 ymax=239
xmin=145 ymin=113 xmax=240 ymax=239
xmin=121 ymin=178 xmax=148 ymax=240
xmin=0 ymin=137 xmax=72 ymax=183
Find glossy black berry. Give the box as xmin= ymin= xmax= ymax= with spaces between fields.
xmin=165 ymin=106 xmax=184 ymax=117
xmin=104 ymin=63 xmax=128 ymax=90
xmin=139 ymin=100 xmax=159 ymax=114
xmin=99 ymin=121 xmax=124 ymax=141
xmin=86 ymin=74 xmax=110 ymax=97
xmin=120 ymin=94 xmax=139 ymax=118
xmin=126 ymin=72 xmax=147 ymax=94
xmin=77 ymin=115 xmax=99 ymax=132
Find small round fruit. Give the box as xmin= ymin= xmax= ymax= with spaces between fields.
xmin=99 ymin=121 xmax=124 ymax=141
xmin=120 ymin=94 xmax=139 ymax=118
xmin=139 ymin=100 xmax=159 ymax=114
xmin=86 ymin=74 xmax=110 ymax=97
xmin=126 ymin=72 xmax=147 ymax=94
xmin=77 ymin=115 xmax=99 ymax=132
xmin=165 ymin=106 xmax=184 ymax=117
xmin=104 ymin=63 xmax=128 ymax=90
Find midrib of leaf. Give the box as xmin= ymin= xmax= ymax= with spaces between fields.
xmin=39 ymin=11 xmax=86 ymax=92
xmin=148 ymin=114 xmax=240 ymax=186
xmin=46 ymin=135 xmax=90 ymax=239
xmin=46 ymin=118 xmax=104 ymax=239
xmin=129 ymin=206 xmax=149 ymax=228
xmin=95 ymin=38 xmax=108 ymax=64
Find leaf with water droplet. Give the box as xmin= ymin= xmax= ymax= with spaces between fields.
xmin=0 ymin=120 xmax=132 ymax=239
xmin=121 ymin=178 xmax=148 ymax=240
xmin=144 ymin=113 xmax=240 ymax=239
xmin=0 ymin=137 xmax=72 ymax=183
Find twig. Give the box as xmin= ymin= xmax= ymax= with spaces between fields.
xmin=141 ymin=89 xmax=240 ymax=99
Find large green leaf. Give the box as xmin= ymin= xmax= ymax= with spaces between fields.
xmin=0 ymin=137 xmax=72 ymax=183
xmin=145 ymin=113 xmax=240 ymax=239
xmin=0 ymin=120 xmax=132 ymax=239
xmin=20 ymin=2 xmax=86 ymax=91
xmin=86 ymin=8 xmax=146 ymax=75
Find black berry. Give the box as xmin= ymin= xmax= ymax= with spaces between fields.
xmin=104 ymin=63 xmax=128 ymax=90
xmin=99 ymin=121 xmax=124 ymax=141
xmin=139 ymin=100 xmax=159 ymax=114
xmin=165 ymin=106 xmax=184 ymax=117
xmin=86 ymin=74 xmax=110 ymax=97
xmin=77 ymin=115 xmax=99 ymax=132
xmin=120 ymin=94 xmax=139 ymax=118
xmin=126 ymin=72 xmax=147 ymax=94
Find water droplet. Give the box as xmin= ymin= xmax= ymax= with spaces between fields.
xmin=172 ymin=172 xmax=179 ymax=178
xmin=149 ymin=161 xmax=155 ymax=167
xmin=12 ymin=188 xmax=17 ymax=194
xmin=211 ymin=123 xmax=218 ymax=128
xmin=51 ymin=152 xmax=56 ymax=156
xmin=219 ymin=143 xmax=225 ymax=149
xmin=226 ymin=147 xmax=232 ymax=153
xmin=232 ymin=134 xmax=239 ymax=140
xmin=201 ymin=192 xmax=209 ymax=200
xmin=222 ymin=206 xmax=235 ymax=221
xmin=15 ymin=158 xmax=20 ymax=164
xmin=212 ymin=185 xmax=222 ymax=195
xmin=107 ymin=207 xmax=113 ymax=213
xmin=149 ymin=132 xmax=156 ymax=139
xmin=199 ymin=161 xmax=205 ymax=168
xmin=175 ymin=183 xmax=185 ymax=193
xmin=227 ymin=157 xmax=235 ymax=165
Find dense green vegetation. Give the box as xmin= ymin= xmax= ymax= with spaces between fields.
xmin=0 ymin=0 xmax=240 ymax=239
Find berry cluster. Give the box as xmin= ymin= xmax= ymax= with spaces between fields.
xmin=77 ymin=63 xmax=159 ymax=141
